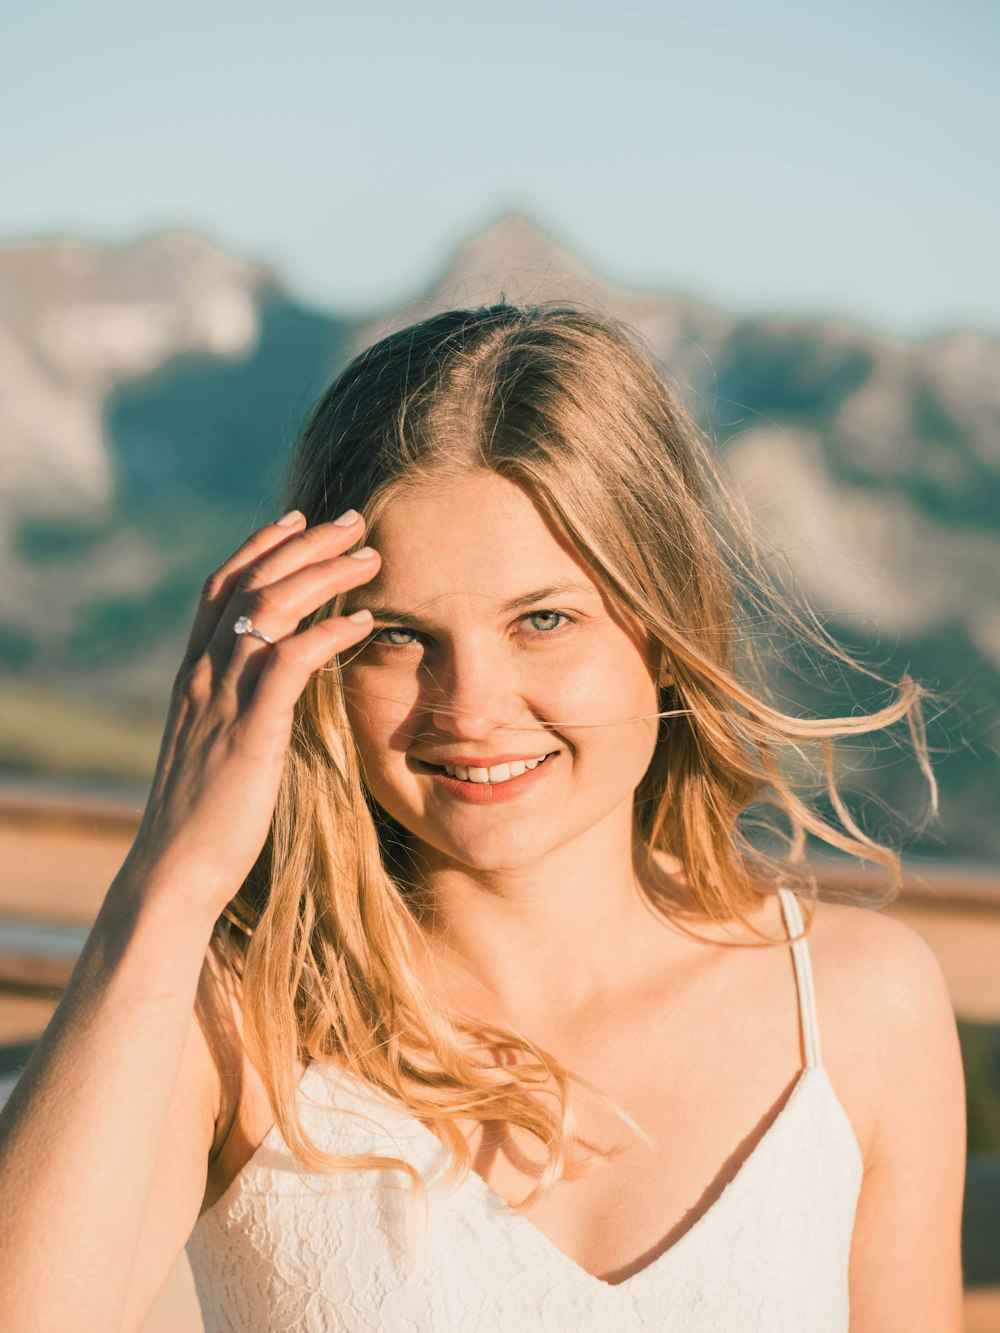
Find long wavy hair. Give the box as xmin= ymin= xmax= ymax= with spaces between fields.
xmin=213 ymin=301 xmax=938 ymax=1240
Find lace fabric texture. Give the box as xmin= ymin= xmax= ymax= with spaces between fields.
xmin=186 ymin=889 xmax=864 ymax=1331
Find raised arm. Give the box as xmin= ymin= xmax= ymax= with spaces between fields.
xmin=0 ymin=507 xmax=380 ymax=1332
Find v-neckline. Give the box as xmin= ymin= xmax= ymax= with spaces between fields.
xmin=318 ymin=1060 xmax=829 ymax=1294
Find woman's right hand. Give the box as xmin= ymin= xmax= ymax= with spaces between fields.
xmin=118 ymin=507 xmax=380 ymax=921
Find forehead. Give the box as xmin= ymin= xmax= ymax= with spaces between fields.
xmin=366 ymin=473 xmax=600 ymax=610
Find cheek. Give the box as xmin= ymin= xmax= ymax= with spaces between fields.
xmin=342 ymin=671 xmax=425 ymax=804
xmin=553 ymin=651 xmax=657 ymax=735
xmin=572 ymin=659 xmax=661 ymax=790
xmin=343 ymin=668 xmax=415 ymax=740
xmin=341 ymin=682 xmax=369 ymax=749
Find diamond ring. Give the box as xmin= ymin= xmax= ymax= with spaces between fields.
xmin=233 ymin=615 xmax=276 ymax=645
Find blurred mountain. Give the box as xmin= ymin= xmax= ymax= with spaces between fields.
xmin=0 ymin=214 xmax=996 ymax=860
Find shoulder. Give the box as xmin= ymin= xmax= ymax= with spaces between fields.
xmin=803 ymin=894 xmax=965 ymax=1169
xmin=804 ymin=900 xmax=967 ymax=1321
xmin=805 ymin=891 xmax=957 ymax=1037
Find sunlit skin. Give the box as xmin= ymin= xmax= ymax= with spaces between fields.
xmin=340 ymin=471 xmax=690 ymax=1025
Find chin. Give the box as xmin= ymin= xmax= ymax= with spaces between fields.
xmin=410 ymin=822 xmax=561 ymax=873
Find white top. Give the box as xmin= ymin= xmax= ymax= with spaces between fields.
xmin=186 ymin=886 xmax=863 ymax=1331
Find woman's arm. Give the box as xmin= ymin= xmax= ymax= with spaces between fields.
xmin=0 ymin=507 xmax=381 ymax=1332
xmin=848 ymin=914 xmax=967 ymax=1331
xmin=0 ymin=873 xmax=222 ymax=1333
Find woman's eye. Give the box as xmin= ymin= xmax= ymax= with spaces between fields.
xmin=524 ymin=610 xmax=572 ymax=633
xmin=370 ymin=627 xmax=419 ymax=647
xmin=367 ymin=610 xmax=574 ymax=649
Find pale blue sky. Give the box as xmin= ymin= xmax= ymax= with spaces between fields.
xmin=1 ymin=0 xmax=996 ymax=337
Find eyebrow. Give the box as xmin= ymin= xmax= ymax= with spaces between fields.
xmin=364 ymin=582 xmax=599 ymax=628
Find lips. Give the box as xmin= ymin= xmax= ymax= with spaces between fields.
xmin=425 ymin=749 xmax=559 ymax=801
xmin=417 ymin=751 xmax=558 ymax=773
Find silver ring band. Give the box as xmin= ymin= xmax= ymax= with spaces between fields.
xmin=233 ymin=615 xmax=276 ymax=645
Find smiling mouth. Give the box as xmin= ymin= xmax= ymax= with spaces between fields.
xmin=415 ymin=752 xmax=559 ymax=779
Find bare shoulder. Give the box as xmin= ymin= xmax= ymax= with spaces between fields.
xmin=797 ymin=895 xmax=965 ymax=1168
xmin=805 ymin=896 xmax=967 ymax=1324
xmin=805 ymin=890 xmax=959 ymax=1044
xmin=804 ymin=889 xmax=951 ymax=993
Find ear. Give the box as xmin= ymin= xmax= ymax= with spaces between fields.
xmin=657 ymin=667 xmax=674 ymax=688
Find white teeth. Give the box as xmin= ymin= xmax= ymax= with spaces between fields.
xmin=442 ymin=754 xmax=550 ymax=784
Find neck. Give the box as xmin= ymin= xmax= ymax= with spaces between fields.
xmin=410 ymin=808 xmax=688 ymax=1026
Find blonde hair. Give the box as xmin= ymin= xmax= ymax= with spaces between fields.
xmin=214 ymin=302 xmax=938 ymax=1235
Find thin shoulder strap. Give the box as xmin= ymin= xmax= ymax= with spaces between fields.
xmin=776 ymin=886 xmax=823 ymax=1070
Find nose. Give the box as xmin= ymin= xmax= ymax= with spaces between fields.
xmin=426 ymin=640 xmax=526 ymax=742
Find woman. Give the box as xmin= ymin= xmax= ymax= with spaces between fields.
xmin=0 ymin=304 xmax=966 ymax=1331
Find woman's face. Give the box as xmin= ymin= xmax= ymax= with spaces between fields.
xmin=340 ymin=471 xmax=662 ymax=872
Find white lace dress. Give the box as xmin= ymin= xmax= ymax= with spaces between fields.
xmin=186 ymin=887 xmax=863 ymax=1331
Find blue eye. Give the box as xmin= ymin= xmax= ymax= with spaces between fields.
xmin=367 ymin=609 xmax=574 ymax=648
xmin=371 ymin=627 xmax=420 ymax=647
xmin=525 ymin=610 xmax=572 ymax=633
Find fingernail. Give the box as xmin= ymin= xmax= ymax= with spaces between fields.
xmin=334 ymin=508 xmax=361 ymax=526
xmin=276 ymin=509 xmax=302 ymax=527
xmin=348 ymin=608 xmax=373 ymax=624
xmin=348 ymin=546 xmax=376 ymax=560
